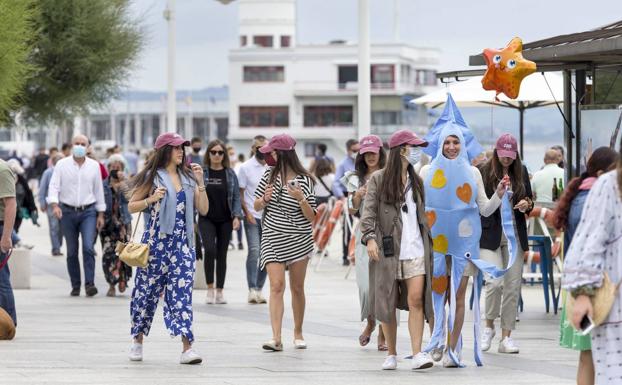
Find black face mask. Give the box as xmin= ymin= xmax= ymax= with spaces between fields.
xmin=255 ymin=151 xmax=265 ymax=161
xmin=192 ymin=147 xmax=201 ymax=153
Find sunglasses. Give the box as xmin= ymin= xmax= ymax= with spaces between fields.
xmin=210 ymin=150 xmax=225 ymax=156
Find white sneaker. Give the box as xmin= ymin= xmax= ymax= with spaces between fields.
xmin=248 ymin=290 xmax=257 ymax=304
xmin=442 ymin=351 xmax=462 ymax=368
xmin=411 ymin=352 xmax=433 ymax=370
xmin=255 ymin=290 xmax=267 ymax=304
xmin=498 ymin=337 xmax=519 ymax=354
xmin=481 ymin=327 xmax=495 ymax=352
xmin=215 ymin=291 xmax=227 ymax=304
xmin=180 ymin=348 xmax=203 ymax=364
xmin=431 ymin=347 xmax=444 ymax=362
xmin=382 ymin=355 xmax=398 ymax=370
xmin=128 ymin=342 xmax=143 ymax=362
xmin=205 ymin=288 xmax=215 ymax=304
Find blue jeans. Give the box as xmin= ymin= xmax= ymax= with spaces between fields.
xmin=47 ymin=206 xmax=63 ymax=253
xmin=0 ymin=225 xmax=16 ymax=325
xmin=60 ymin=206 xmax=97 ymax=289
xmin=244 ymin=217 xmax=266 ymax=290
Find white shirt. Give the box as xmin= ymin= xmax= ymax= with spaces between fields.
xmin=238 ymin=156 xmax=267 ymax=219
xmin=420 ymin=165 xmax=501 ymax=217
xmin=400 ymin=188 xmax=425 ymax=260
xmin=47 ymin=156 xmax=106 ymax=212
xmin=531 ymin=163 xmax=565 ymax=203
xmin=314 ymin=174 xmax=335 ymax=198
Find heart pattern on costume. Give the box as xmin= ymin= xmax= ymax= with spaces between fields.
xmin=456 ymin=183 xmax=472 ymax=204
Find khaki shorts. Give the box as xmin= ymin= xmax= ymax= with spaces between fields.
xmin=397 ymin=257 xmax=426 ymax=280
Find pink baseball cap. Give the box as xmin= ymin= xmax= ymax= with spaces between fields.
xmin=359 ymin=135 xmax=383 ymax=154
xmin=388 ymin=129 xmax=428 ymax=149
xmin=495 ymin=133 xmax=518 ymax=159
xmin=154 ymin=132 xmax=190 ymax=149
xmin=259 ymin=133 xmax=296 ymax=153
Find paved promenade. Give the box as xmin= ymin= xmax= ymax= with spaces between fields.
xmin=1 ymin=217 xmax=577 ymax=385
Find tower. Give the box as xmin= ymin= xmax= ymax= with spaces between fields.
xmin=237 ymin=0 xmax=296 ymax=48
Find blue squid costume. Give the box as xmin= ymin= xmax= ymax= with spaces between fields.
xmin=422 ymin=94 xmax=519 ymax=366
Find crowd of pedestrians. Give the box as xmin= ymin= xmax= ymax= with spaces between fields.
xmin=0 ymin=119 xmax=620 ymax=384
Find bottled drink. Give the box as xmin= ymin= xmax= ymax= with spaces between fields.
xmin=552 ymin=177 xmax=559 ymax=201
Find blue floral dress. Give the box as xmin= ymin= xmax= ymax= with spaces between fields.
xmin=130 ymin=190 xmax=196 ymax=342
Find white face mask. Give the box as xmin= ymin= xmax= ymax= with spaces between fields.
xmin=403 ymin=147 xmax=421 ymax=165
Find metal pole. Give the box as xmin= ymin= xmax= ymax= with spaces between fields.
xmin=165 ymin=0 xmax=176 ymax=133
xmin=575 ymin=69 xmax=586 ymax=177
xmin=519 ymin=104 xmax=524 ymax=159
xmin=357 ymin=0 xmax=371 ymax=138
xmin=563 ymin=70 xmax=573 ymax=180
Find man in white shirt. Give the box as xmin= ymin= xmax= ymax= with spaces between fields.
xmin=531 ymin=149 xmax=565 ymax=203
xmin=48 ymin=134 xmax=106 ymax=297
xmin=238 ymin=135 xmax=268 ymax=304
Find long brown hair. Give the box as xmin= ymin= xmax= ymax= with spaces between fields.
xmin=355 ymin=149 xmax=387 ymax=186
xmin=129 ymin=145 xmax=193 ymax=197
xmin=203 ymin=139 xmax=230 ymax=169
xmin=268 ymin=149 xmax=313 ymax=186
xmin=554 ymin=146 xmax=619 ymax=230
xmin=378 ymin=145 xmax=424 ymax=204
xmin=480 ymin=149 xmax=526 ymax=202
xmin=314 ymin=158 xmax=333 ymax=178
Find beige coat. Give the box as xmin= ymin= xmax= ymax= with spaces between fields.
xmin=359 ymin=169 xmax=434 ymax=324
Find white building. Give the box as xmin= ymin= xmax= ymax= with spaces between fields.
xmin=228 ymin=0 xmax=440 ymax=159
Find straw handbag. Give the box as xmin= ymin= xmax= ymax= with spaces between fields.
xmin=567 ymin=272 xmax=620 ymax=326
xmin=116 ymin=202 xmax=158 ymax=268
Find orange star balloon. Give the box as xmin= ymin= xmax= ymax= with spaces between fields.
xmin=481 ymin=37 xmax=536 ymax=99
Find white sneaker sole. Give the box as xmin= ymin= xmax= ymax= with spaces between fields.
xmin=129 ymin=356 xmax=142 ymax=362
xmin=412 ymin=361 xmax=433 ymax=370
xmin=180 ymin=357 xmax=203 ymax=365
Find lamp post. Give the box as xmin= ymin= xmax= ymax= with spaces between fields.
xmin=164 ymin=0 xmax=176 ymax=133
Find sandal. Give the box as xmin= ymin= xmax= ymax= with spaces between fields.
xmin=262 ymin=339 xmax=283 ymax=352
xmin=358 ymin=334 xmax=371 ymax=347
xmin=378 ymin=343 xmax=388 ymax=351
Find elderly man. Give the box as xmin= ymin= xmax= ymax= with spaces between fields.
xmin=0 ymin=158 xmax=17 ymax=326
xmin=531 ymin=149 xmax=565 ymax=203
xmin=48 ymin=135 xmax=105 ymax=297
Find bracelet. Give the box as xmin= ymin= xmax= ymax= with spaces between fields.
xmin=198 ymin=185 xmax=206 ymax=192
xmin=144 ymin=199 xmax=149 ymax=209
xmin=262 ymin=195 xmax=269 ymax=204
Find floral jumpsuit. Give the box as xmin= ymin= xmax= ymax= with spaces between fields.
xmin=130 ymin=190 xmax=196 ymax=342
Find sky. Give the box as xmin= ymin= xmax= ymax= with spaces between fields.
xmin=127 ymin=0 xmax=622 ymax=91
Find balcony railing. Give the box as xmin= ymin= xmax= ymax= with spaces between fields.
xmin=293 ymin=81 xmax=426 ymax=96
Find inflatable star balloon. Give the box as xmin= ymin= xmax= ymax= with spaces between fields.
xmin=482 ymin=37 xmax=536 ymax=99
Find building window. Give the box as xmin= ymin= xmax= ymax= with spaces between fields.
xmin=304 ymin=142 xmax=321 ymax=157
xmin=338 ymin=64 xmax=395 ymax=89
xmin=372 ymin=111 xmax=402 ymax=125
xmin=253 ymin=35 xmax=273 ymax=48
xmin=416 ymin=70 xmax=437 ymax=86
xmin=240 ymin=35 xmax=247 ymax=47
xmin=371 ymin=65 xmax=395 ymax=88
xmin=280 ymin=35 xmax=291 ymax=47
xmin=304 ymin=106 xmax=353 ymax=127
xmin=239 ymin=106 xmax=289 ymax=127
xmin=243 ymin=66 xmax=285 ymax=82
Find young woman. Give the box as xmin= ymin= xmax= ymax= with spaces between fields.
xmin=126 ymin=132 xmax=209 ymax=364
xmin=554 ymin=147 xmax=618 ymax=385
xmin=101 ymin=154 xmax=132 ymax=297
xmin=360 ymin=130 xmax=435 ymax=370
xmin=478 ymin=134 xmax=534 ymax=354
xmin=421 ymin=115 xmax=509 ymax=368
xmin=563 ymin=140 xmax=622 ymax=385
xmin=341 ymin=134 xmax=387 ymax=350
xmin=199 ymin=139 xmax=242 ymax=305
xmin=313 ymin=158 xmax=335 ymax=205
xmin=253 ymin=134 xmax=316 ymax=352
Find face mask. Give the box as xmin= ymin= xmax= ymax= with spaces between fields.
xmin=72 ymin=145 xmax=86 ymax=158
xmin=350 ymin=151 xmax=358 ymax=159
xmin=255 ymin=151 xmax=265 ymax=161
xmin=265 ymin=152 xmax=277 ymax=167
xmin=404 ymin=147 xmax=421 ymax=165
xmin=192 ymin=147 xmax=201 ymax=153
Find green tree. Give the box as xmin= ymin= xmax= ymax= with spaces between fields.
xmin=22 ymin=0 xmax=143 ymax=124
xmin=0 ymin=0 xmax=37 ymax=122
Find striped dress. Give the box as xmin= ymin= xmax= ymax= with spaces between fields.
xmin=254 ymin=169 xmax=317 ymax=270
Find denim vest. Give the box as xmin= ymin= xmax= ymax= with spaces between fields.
xmin=202 ymin=167 xmax=243 ymax=218
xmin=103 ymin=179 xmax=132 ymax=225
xmin=155 ymin=169 xmax=196 ymax=248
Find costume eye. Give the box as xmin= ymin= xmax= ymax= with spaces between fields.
xmin=493 ymin=55 xmax=502 ymax=64
xmin=507 ymin=59 xmax=517 ymax=69
xmin=465 ymin=252 xmax=472 ymax=259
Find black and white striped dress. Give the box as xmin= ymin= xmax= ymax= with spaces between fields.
xmin=254 ymin=169 xmax=317 ymax=270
